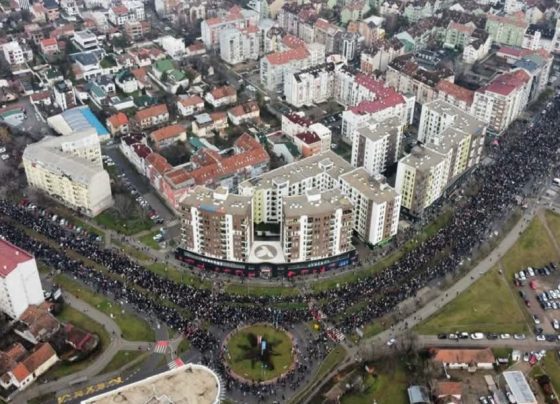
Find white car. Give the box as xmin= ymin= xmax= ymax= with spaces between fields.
xmin=0 ymin=147 xmax=5 ymax=153
xmin=553 ymin=319 xmax=560 ymax=330
xmin=536 ymin=335 xmax=546 ymax=342
xmin=514 ymin=334 xmax=526 ymax=340
xmin=387 ymin=338 xmax=396 ymax=346
xmin=0 ymin=154 xmax=8 ymax=160
xmin=533 ymin=314 xmax=541 ymax=325
xmin=527 ymin=267 xmax=535 ymax=277
xmin=470 ymin=333 xmax=485 ymax=340
xmin=500 ymin=334 xmax=511 ymax=339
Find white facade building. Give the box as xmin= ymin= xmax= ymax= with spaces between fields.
xmin=219 ymin=26 xmax=260 ymax=65
xmin=0 ymin=240 xmax=44 ymax=319
xmin=284 ymin=62 xmax=339 ymax=108
xmin=2 ymin=41 xmax=25 ymax=65
xmin=23 ymin=130 xmax=113 ymax=217
xmin=160 ymin=36 xmax=186 ymax=59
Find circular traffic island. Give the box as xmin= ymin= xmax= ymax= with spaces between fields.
xmin=223 ymin=323 xmax=296 ymax=384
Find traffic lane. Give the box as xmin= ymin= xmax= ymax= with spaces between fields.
xmin=418 ymin=335 xmax=560 ymax=350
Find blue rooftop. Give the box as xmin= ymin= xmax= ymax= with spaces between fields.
xmin=62 ymin=106 xmax=109 ymax=137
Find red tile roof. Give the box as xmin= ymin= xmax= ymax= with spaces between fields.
xmin=111 ymin=5 xmax=129 ymax=15
xmin=135 ymin=104 xmax=168 ymax=121
xmin=133 ymin=143 xmax=152 ymax=158
xmin=167 ymin=133 xmax=269 ymax=187
xmin=150 ymin=124 xmax=186 ymax=143
xmin=282 ymin=34 xmax=306 ymax=49
xmin=107 ymin=112 xmax=128 ymax=128
xmin=210 ymin=85 xmax=236 ymax=100
xmin=40 ymin=37 xmax=57 ymax=47
xmin=0 ymin=239 xmax=33 ymax=278
xmin=178 ymin=95 xmax=204 ymax=108
xmin=265 ymin=47 xmax=309 ymax=65
xmin=30 ymin=91 xmax=50 ymax=102
xmin=228 ymin=101 xmax=259 ymax=117
xmin=436 ymin=80 xmax=474 ymax=105
xmin=481 ymin=69 xmax=531 ymax=96
xmin=295 ymin=131 xmax=320 ymax=144
xmin=435 ymin=381 xmax=463 ymax=397
xmin=21 ymin=343 xmax=56 ymax=374
xmin=18 ymin=305 xmax=60 ymax=339
xmin=432 ymin=348 xmax=495 ymax=364
xmin=10 ymin=363 xmax=29 ymax=382
xmin=146 ymin=152 xmax=173 ymax=174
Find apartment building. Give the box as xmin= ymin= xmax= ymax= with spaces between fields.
xmin=108 ymin=1 xmax=144 ymax=26
xmin=360 ymin=38 xmax=405 ymax=74
xmin=219 ymin=25 xmax=260 ymax=65
xmin=340 ymin=168 xmax=401 ymax=245
xmin=180 ymin=186 xmax=253 ymax=262
xmin=284 ymin=62 xmax=339 ymax=108
xmin=260 ymin=47 xmax=309 ymax=92
xmin=2 ymin=42 xmax=26 ymax=65
xmin=385 ymin=53 xmax=454 ymax=105
xmin=485 ymin=12 xmax=528 ymax=47
xmin=282 ymin=189 xmax=353 ymax=263
xmin=22 ymin=130 xmax=113 ymax=217
xmin=395 ymin=146 xmax=449 ymax=215
xmin=435 ymin=80 xmax=475 ymax=113
xmin=201 ymin=6 xmax=259 ymax=48
xmin=73 ymin=29 xmax=99 ymax=50
xmin=0 ymin=240 xmax=44 ymax=319
xmin=418 ymin=99 xmax=486 ymax=145
xmin=313 ymin=18 xmax=342 ymax=54
xmin=472 ymin=69 xmax=531 ymax=134
xmin=336 ymin=68 xmax=414 ymax=142
xmin=351 ymin=116 xmax=403 ymax=176
xmin=239 ymin=150 xmax=401 ymax=247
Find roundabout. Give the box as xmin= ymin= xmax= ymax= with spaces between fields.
xmin=223 ymin=323 xmax=297 ymax=383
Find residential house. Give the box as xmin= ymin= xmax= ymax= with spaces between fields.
xmin=134 ymin=104 xmax=169 ymax=130
xmin=106 ymin=112 xmax=129 ymax=136
xmin=115 ymin=70 xmax=139 ymax=94
xmin=191 ymin=112 xmax=228 ymax=137
xmin=205 ymin=85 xmax=237 ymax=108
xmin=431 ymin=348 xmax=495 ymax=371
xmin=177 ymin=95 xmax=205 ymax=117
xmin=39 ymin=38 xmax=59 ymax=56
xmin=150 ymin=124 xmax=187 ymax=149
xmin=227 ymin=101 xmax=260 ymax=125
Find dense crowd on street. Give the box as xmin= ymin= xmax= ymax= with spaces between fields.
xmin=1 ymin=93 xmax=560 ymax=395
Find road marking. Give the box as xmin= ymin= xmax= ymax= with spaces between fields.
xmin=168 ymin=358 xmax=184 ymax=369
xmin=154 ymin=340 xmax=169 ymax=354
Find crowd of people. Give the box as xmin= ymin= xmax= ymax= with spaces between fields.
xmin=1 ymin=93 xmax=560 ymax=396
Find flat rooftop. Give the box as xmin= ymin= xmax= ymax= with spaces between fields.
xmin=401 ymin=145 xmax=447 ymax=172
xmin=340 ymin=168 xmax=399 ymax=203
xmin=180 ymin=185 xmax=252 ymax=216
xmin=82 ymin=364 xmax=221 ymax=404
xmin=283 ymin=188 xmax=352 ymax=217
xmin=240 ymin=151 xmax=353 ymax=191
xmin=424 ymin=99 xmax=486 ymax=135
xmin=356 ymin=116 xmax=402 ymax=143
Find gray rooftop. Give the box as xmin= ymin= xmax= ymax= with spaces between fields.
xmin=423 ymin=99 xmax=486 ymax=136
xmin=283 ymin=188 xmax=352 ymax=217
xmin=356 ymin=116 xmax=402 ymax=143
xmin=340 ymin=168 xmax=399 ymax=203
xmin=401 ymin=145 xmax=447 ymax=171
xmin=240 ymin=151 xmax=353 ymax=191
xmin=180 ymin=186 xmax=252 ymax=216
xmin=502 ymin=371 xmax=537 ymax=404
xmin=428 ymin=126 xmax=470 ymax=155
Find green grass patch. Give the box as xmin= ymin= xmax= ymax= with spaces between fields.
xmin=224 ymin=283 xmax=300 ymax=297
xmin=48 ymin=306 xmax=111 ymax=379
xmin=112 ymin=239 xmax=152 ymax=262
xmin=98 ymin=350 xmax=147 ymax=375
xmin=340 ymin=363 xmax=409 ymax=404
xmin=147 ymin=263 xmax=211 ymax=289
xmin=492 ymin=347 xmax=512 ymax=359
xmin=55 ymin=275 xmax=155 ymax=342
xmin=28 ymin=393 xmax=56 ymax=404
xmin=415 ymin=268 xmax=529 ymax=334
xmin=95 ymin=209 xmax=153 ymax=236
xmin=362 ymin=322 xmax=384 ymax=338
xmin=138 ymin=231 xmax=162 ymax=250
xmin=315 ymin=345 xmax=347 ymax=381
xmin=540 ymin=353 xmax=560 ymax=394
xmin=226 ymin=324 xmax=294 ymax=382
xmin=501 ymin=216 xmax=559 ymax=278
xmin=178 ymin=338 xmax=190 ymax=354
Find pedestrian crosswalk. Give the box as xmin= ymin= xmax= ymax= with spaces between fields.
xmin=153 ymin=340 xmax=169 ymax=354
xmin=168 ymin=358 xmax=184 ymax=370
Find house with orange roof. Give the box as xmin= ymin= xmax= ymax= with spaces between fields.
xmin=150 ymin=124 xmax=187 ymax=149
xmin=0 ymin=343 xmax=58 ymax=393
xmin=134 ymin=104 xmax=169 ymax=130
xmin=227 ymin=101 xmax=260 ymax=125
xmin=204 ymin=85 xmax=237 ymax=108
xmin=431 ymin=348 xmax=495 ymax=371
xmin=433 ymin=381 xmax=462 ymax=403
xmin=106 ymin=112 xmax=130 ymax=136
xmin=39 ymin=38 xmax=59 ymax=55
xmin=192 ymin=112 xmax=228 ymax=137
xmin=177 ymin=95 xmax=204 ymax=117
xmin=14 ymin=305 xmax=61 ymax=345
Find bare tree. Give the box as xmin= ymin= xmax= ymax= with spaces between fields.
xmin=113 ymin=194 xmax=137 ymax=219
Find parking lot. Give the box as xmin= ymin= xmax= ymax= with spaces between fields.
xmin=102 ymin=145 xmax=175 ymax=223
xmin=514 ymin=263 xmax=560 ymax=337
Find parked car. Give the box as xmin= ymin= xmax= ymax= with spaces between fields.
xmin=470 ymin=333 xmax=484 ymax=340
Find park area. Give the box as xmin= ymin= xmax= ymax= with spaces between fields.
xmin=417 ymin=210 xmax=560 ymax=334
xmin=225 ymin=324 xmax=294 ymax=382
